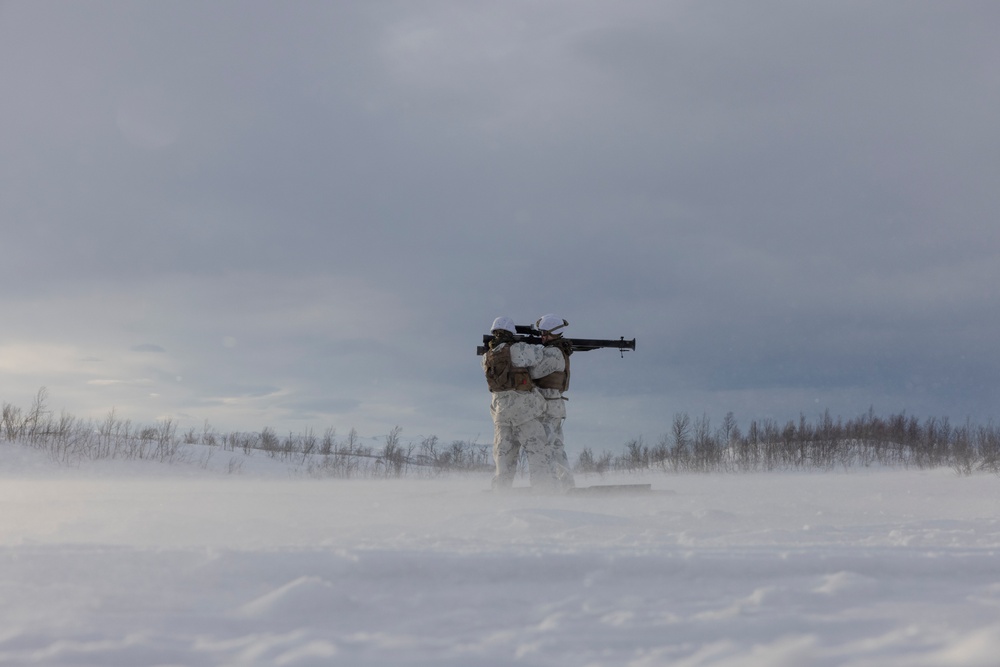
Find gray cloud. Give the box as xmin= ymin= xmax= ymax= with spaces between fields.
xmin=2 ymin=1 xmax=999 ymax=450
xmin=131 ymin=344 xmax=166 ymax=354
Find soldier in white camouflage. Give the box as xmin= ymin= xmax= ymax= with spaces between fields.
xmin=481 ymin=316 xmax=568 ymax=491
xmin=530 ymin=314 xmax=575 ymax=491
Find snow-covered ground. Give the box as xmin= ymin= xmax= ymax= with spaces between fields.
xmin=2 ymin=442 xmax=999 ymax=666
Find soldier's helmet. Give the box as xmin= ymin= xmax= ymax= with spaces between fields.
xmin=490 ymin=316 xmax=517 ymax=335
xmin=534 ymin=314 xmax=568 ymax=335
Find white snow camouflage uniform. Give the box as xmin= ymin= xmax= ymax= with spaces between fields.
xmin=531 ymin=344 xmax=575 ymax=490
xmin=482 ymin=341 xmax=568 ymax=490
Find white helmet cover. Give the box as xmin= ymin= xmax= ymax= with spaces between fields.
xmin=535 ymin=314 xmax=568 ymax=334
xmin=490 ymin=316 xmax=517 ymax=335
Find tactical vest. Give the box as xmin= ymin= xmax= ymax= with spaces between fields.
xmin=535 ymin=347 xmax=570 ymax=392
xmin=484 ymin=344 xmax=535 ymax=393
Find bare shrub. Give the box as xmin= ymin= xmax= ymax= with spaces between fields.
xmin=2 ymin=402 xmax=23 ymax=440
xmin=321 ymin=428 xmax=335 ymax=456
xmin=260 ymin=427 xmax=280 ymax=457
xmin=617 ymin=438 xmax=648 ymax=471
xmin=575 ymin=447 xmax=596 ymax=473
xmin=377 ymin=426 xmax=411 ymax=477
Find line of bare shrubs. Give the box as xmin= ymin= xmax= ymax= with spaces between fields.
xmin=575 ymin=409 xmax=1000 ymax=476
xmin=2 ymin=389 xmax=183 ymax=465
xmin=185 ymin=424 xmax=491 ymax=478
xmin=1 ymin=388 xmax=491 ymax=477
xmin=6 ymin=390 xmax=999 ymax=477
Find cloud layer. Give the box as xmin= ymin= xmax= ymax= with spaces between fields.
xmin=3 ymin=1 xmax=999 ymax=450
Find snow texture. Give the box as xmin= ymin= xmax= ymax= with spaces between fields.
xmin=2 ymin=442 xmax=999 ymax=666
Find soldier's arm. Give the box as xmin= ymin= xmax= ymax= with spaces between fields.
xmin=510 ymin=342 xmax=545 ymax=370
xmin=529 ymin=347 xmax=564 ymax=379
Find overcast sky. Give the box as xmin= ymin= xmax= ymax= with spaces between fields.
xmin=3 ymin=1 xmax=999 ymax=453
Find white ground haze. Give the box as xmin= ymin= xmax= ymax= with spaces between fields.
xmin=2 ymin=441 xmax=999 ymax=666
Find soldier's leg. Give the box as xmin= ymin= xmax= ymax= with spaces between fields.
xmin=517 ymin=417 xmax=562 ymax=491
xmin=492 ymin=420 xmax=520 ymax=489
xmin=540 ymin=415 xmax=574 ymax=490
xmin=548 ymin=417 xmax=575 ymax=489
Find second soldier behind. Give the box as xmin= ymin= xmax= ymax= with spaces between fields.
xmin=530 ymin=314 xmax=576 ymax=492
